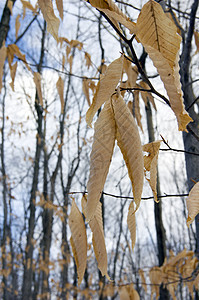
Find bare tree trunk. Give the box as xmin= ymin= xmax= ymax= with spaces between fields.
xmin=22 ymin=21 xmax=46 ymax=300
xmin=0 ymin=0 xmax=16 ymax=48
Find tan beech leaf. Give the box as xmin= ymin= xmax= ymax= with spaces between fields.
xmin=89 ymin=0 xmax=136 ymax=34
xmin=143 ymin=140 xmax=161 ymax=202
xmin=82 ymin=78 xmax=91 ymax=106
xmin=9 ymin=62 xmax=17 ymax=91
xmin=134 ymin=90 xmax=143 ymax=132
xmin=149 ymin=266 xmax=163 ymax=299
xmin=7 ymin=44 xmax=31 ymax=71
xmin=194 ymin=31 xmax=199 ymax=54
xmin=139 ymin=81 xmax=156 ymax=110
xmin=186 ymin=182 xmax=199 ymax=227
xmin=119 ymin=284 xmax=140 ymax=300
xmin=0 ymin=43 xmax=7 ymax=93
xmin=165 ymin=9 xmax=182 ymax=36
xmin=33 ymin=72 xmax=43 ymax=107
xmin=139 ymin=269 xmax=147 ymax=293
xmin=69 ymin=200 xmax=87 ymax=285
xmin=82 ymin=195 xmax=110 ymax=279
xmin=127 ymin=201 xmax=136 ymax=251
xmin=119 ymin=287 xmax=130 ymax=300
xmin=136 ymin=0 xmax=192 ymax=131
xmin=86 ymin=55 xmax=123 ymax=127
xmin=85 ymin=99 xmax=116 ymax=221
xmin=123 ymin=59 xmax=138 ymax=88
xmin=38 ymin=0 xmax=60 ymax=41
xmin=7 ymin=0 xmax=13 ymax=14
xmin=21 ymin=0 xmax=37 ymax=16
xmin=56 ymin=76 xmax=64 ymax=113
xmin=84 ymin=52 xmax=92 ymax=69
xmin=112 ymin=93 xmax=144 ymax=210
xmin=15 ymin=15 xmax=21 ymax=39
xmin=56 ymin=0 xmax=63 ymax=20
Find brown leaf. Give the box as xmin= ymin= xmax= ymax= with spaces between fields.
xmin=56 ymin=76 xmax=64 ymax=113
xmin=86 ymin=55 xmax=123 ymax=127
xmin=194 ymin=31 xmax=199 ymax=54
xmin=186 ymin=182 xmax=199 ymax=227
xmin=0 ymin=43 xmax=7 ymax=93
xmin=127 ymin=202 xmax=136 ymax=251
xmin=69 ymin=200 xmax=87 ymax=285
xmin=85 ymin=99 xmax=116 ymax=221
xmin=38 ymin=0 xmax=60 ymax=41
xmin=112 ymin=93 xmax=144 ymax=210
xmin=7 ymin=44 xmax=31 ymax=71
xmin=56 ymin=0 xmax=63 ymax=20
xmin=9 ymin=62 xmax=17 ymax=91
xmin=33 ymin=72 xmax=43 ymax=107
xmin=15 ymin=14 xmax=21 ymax=40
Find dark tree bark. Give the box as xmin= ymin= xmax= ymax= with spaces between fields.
xmin=0 ymin=0 xmax=16 ymax=48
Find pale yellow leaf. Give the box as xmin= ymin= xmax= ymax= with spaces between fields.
xmin=56 ymin=76 xmax=64 ymax=113
xmin=136 ymin=0 xmax=192 ymax=131
xmin=186 ymin=182 xmax=199 ymax=227
xmin=127 ymin=201 xmax=136 ymax=251
xmin=0 ymin=43 xmax=7 ymax=93
xmin=38 ymin=0 xmax=60 ymax=41
xmin=89 ymin=0 xmax=136 ymax=34
xmin=15 ymin=15 xmax=21 ymax=40
xmin=69 ymin=200 xmax=87 ymax=285
xmin=82 ymin=78 xmax=91 ymax=106
xmin=143 ymin=140 xmax=161 ymax=202
xmin=7 ymin=44 xmax=31 ymax=71
xmin=86 ymin=55 xmax=123 ymax=127
xmin=33 ymin=72 xmax=43 ymax=107
xmin=85 ymin=99 xmax=116 ymax=221
xmin=9 ymin=62 xmax=17 ymax=91
xmin=112 ymin=93 xmax=144 ymax=210
xmin=82 ymin=195 xmax=110 ymax=279
xmin=56 ymin=0 xmax=63 ymax=20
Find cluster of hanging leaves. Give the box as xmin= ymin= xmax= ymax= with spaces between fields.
xmin=1 ymin=0 xmax=199 ymax=293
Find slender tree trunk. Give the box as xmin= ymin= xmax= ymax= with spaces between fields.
xmin=0 ymin=0 xmax=16 ymax=48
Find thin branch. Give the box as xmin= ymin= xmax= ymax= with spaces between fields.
xmin=160 ymin=135 xmax=199 ymax=156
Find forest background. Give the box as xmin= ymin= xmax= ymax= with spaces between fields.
xmin=0 ymin=0 xmax=199 ymax=299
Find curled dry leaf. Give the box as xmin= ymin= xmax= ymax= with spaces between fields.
xmin=194 ymin=31 xmax=199 ymax=54
xmin=0 ymin=43 xmax=7 ymax=93
xmin=56 ymin=0 xmax=63 ymax=20
xmin=69 ymin=200 xmax=87 ymax=285
xmin=88 ymin=0 xmax=136 ymax=34
xmin=136 ymin=0 xmax=192 ymax=131
xmin=38 ymin=0 xmax=60 ymax=41
xmin=149 ymin=266 xmax=163 ymax=299
xmin=85 ymin=99 xmax=116 ymax=221
xmin=123 ymin=58 xmax=138 ymax=88
xmin=127 ymin=201 xmax=136 ymax=251
xmin=143 ymin=140 xmax=161 ymax=202
xmin=33 ymin=72 xmax=43 ymax=107
xmin=9 ymin=62 xmax=17 ymax=91
xmin=112 ymin=93 xmax=144 ymax=210
xmin=7 ymin=44 xmax=31 ymax=71
xmin=139 ymin=81 xmax=156 ymax=110
xmin=186 ymin=182 xmax=199 ymax=227
xmin=56 ymin=76 xmax=64 ymax=114
xmin=86 ymin=55 xmax=123 ymax=127
xmin=82 ymin=195 xmax=110 ymax=280
xmin=15 ymin=14 xmax=21 ymax=40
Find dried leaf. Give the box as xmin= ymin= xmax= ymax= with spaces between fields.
xmin=56 ymin=76 xmax=64 ymax=113
xmin=86 ymin=55 xmax=123 ymax=127
xmin=85 ymin=99 xmax=116 ymax=221
xmin=15 ymin=15 xmax=21 ymax=40
xmin=136 ymin=0 xmax=192 ymax=131
xmin=69 ymin=200 xmax=87 ymax=285
xmin=82 ymin=78 xmax=91 ymax=106
xmin=133 ymin=90 xmax=143 ymax=132
xmin=9 ymin=62 xmax=17 ymax=91
xmin=123 ymin=59 xmax=138 ymax=88
xmin=149 ymin=267 xmax=163 ymax=299
xmin=84 ymin=52 xmax=92 ymax=69
xmin=89 ymin=0 xmax=136 ymax=34
xmin=127 ymin=202 xmax=136 ymax=251
xmin=119 ymin=284 xmax=140 ymax=300
xmin=139 ymin=81 xmax=156 ymax=110
xmin=7 ymin=0 xmax=13 ymax=14
xmin=21 ymin=0 xmax=37 ymax=15
xmin=82 ymin=195 xmax=110 ymax=279
xmin=56 ymin=0 xmax=63 ymax=20
xmin=38 ymin=0 xmax=60 ymax=41
xmin=7 ymin=44 xmax=31 ymax=71
xmin=194 ymin=31 xmax=199 ymax=54
xmin=112 ymin=93 xmax=144 ymax=210
xmin=139 ymin=269 xmax=147 ymax=293
xmin=33 ymin=72 xmax=43 ymax=107
xmin=143 ymin=140 xmax=161 ymax=202
xmin=0 ymin=43 xmax=7 ymax=93
xmin=186 ymin=182 xmax=199 ymax=227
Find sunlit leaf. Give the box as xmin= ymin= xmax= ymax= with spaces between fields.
xmin=86 ymin=55 xmax=123 ymax=127
xmin=82 ymin=195 xmax=110 ymax=279
xmin=56 ymin=76 xmax=64 ymax=114
xmin=143 ymin=140 xmax=161 ymax=202
xmin=69 ymin=200 xmax=87 ymax=285
xmin=0 ymin=43 xmax=7 ymax=93
xmin=33 ymin=72 xmax=43 ymax=107
xmin=112 ymin=93 xmax=144 ymax=210
xmin=186 ymin=182 xmax=199 ymax=227
xmin=136 ymin=0 xmax=192 ymax=131
xmin=38 ymin=0 xmax=60 ymax=41
xmin=127 ymin=201 xmax=136 ymax=251
xmin=15 ymin=15 xmax=21 ymax=40
xmin=85 ymin=99 xmax=116 ymax=221
xmin=56 ymin=0 xmax=63 ymax=20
